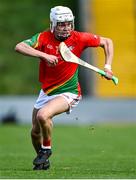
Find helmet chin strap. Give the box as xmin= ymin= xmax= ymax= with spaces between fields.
xmin=54 ymin=29 xmax=72 ymax=41
xmin=55 ymin=34 xmax=70 ymax=41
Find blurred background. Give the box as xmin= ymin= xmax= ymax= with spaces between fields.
xmin=0 ymin=0 xmax=136 ymax=124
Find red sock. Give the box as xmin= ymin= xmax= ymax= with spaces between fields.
xmin=42 ymin=139 xmax=51 ymax=149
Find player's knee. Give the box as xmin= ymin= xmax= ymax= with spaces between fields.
xmin=37 ymin=110 xmax=51 ymax=125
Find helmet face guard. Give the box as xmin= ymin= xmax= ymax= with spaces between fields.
xmin=50 ymin=6 xmax=74 ymax=40
xmin=54 ymin=21 xmax=74 ymax=40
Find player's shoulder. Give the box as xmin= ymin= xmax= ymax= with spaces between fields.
xmin=40 ymin=30 xmax=52 ymax=37
xmin=72 ymin=30 xmax=82 ymax=37
xmin=71 ymin=30 xmax=91 ymax=38
xmin=70 ymin=30 xmax=83 ymax=41
xmin=72 ymin=30 xmax=100 ymax=41
xmin=38 ymin=30 xmax=53 ymax=43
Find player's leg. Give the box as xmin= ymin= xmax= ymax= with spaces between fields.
xmin=31 ymin=108 xmax=47 ymax=170
xmin=37 ymin=96 xmax=69 ymax=141
xmin=33 ymin=96 xmax=69 ymax=168
xmin=31 ymin=108 xmax=42 ymax=154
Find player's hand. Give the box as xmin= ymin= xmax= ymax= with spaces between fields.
xmin=42 ymin=54 xmax=58 ymax=66
xmin=103 ymin=68 xmax=113 ymax=80
xmin=47 ymin=55 xmax=58 ymax=66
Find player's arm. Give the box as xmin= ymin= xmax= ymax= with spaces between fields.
xmin=15 ymin=42 xmax=58 ymax=66
xmin=99 ymin=37 xmax=114 ymax=79
xmin=15 ymin=42 xmax=44 ymax=58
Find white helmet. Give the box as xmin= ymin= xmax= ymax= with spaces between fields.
xmin=50 ymin=6 xmax=74 ymax=33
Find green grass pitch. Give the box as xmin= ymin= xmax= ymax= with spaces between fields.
xmin=0 ymin=123 xmax=136 ymax=179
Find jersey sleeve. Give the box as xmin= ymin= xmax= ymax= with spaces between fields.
xmin=79 ymin=32 xmax=100 ymax=47
xmin=23 ymin=33 xmax=41 ymax=49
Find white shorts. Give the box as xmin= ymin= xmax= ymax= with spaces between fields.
xmin=34 ymin=89 xmax=82 ymax=114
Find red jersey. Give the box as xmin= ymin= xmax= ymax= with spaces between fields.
xmin=23 ymin=30 xmax=100 ymax=95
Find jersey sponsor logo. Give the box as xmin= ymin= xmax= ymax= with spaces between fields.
xmin=47 ymin=44 xmax=53 ymax=49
